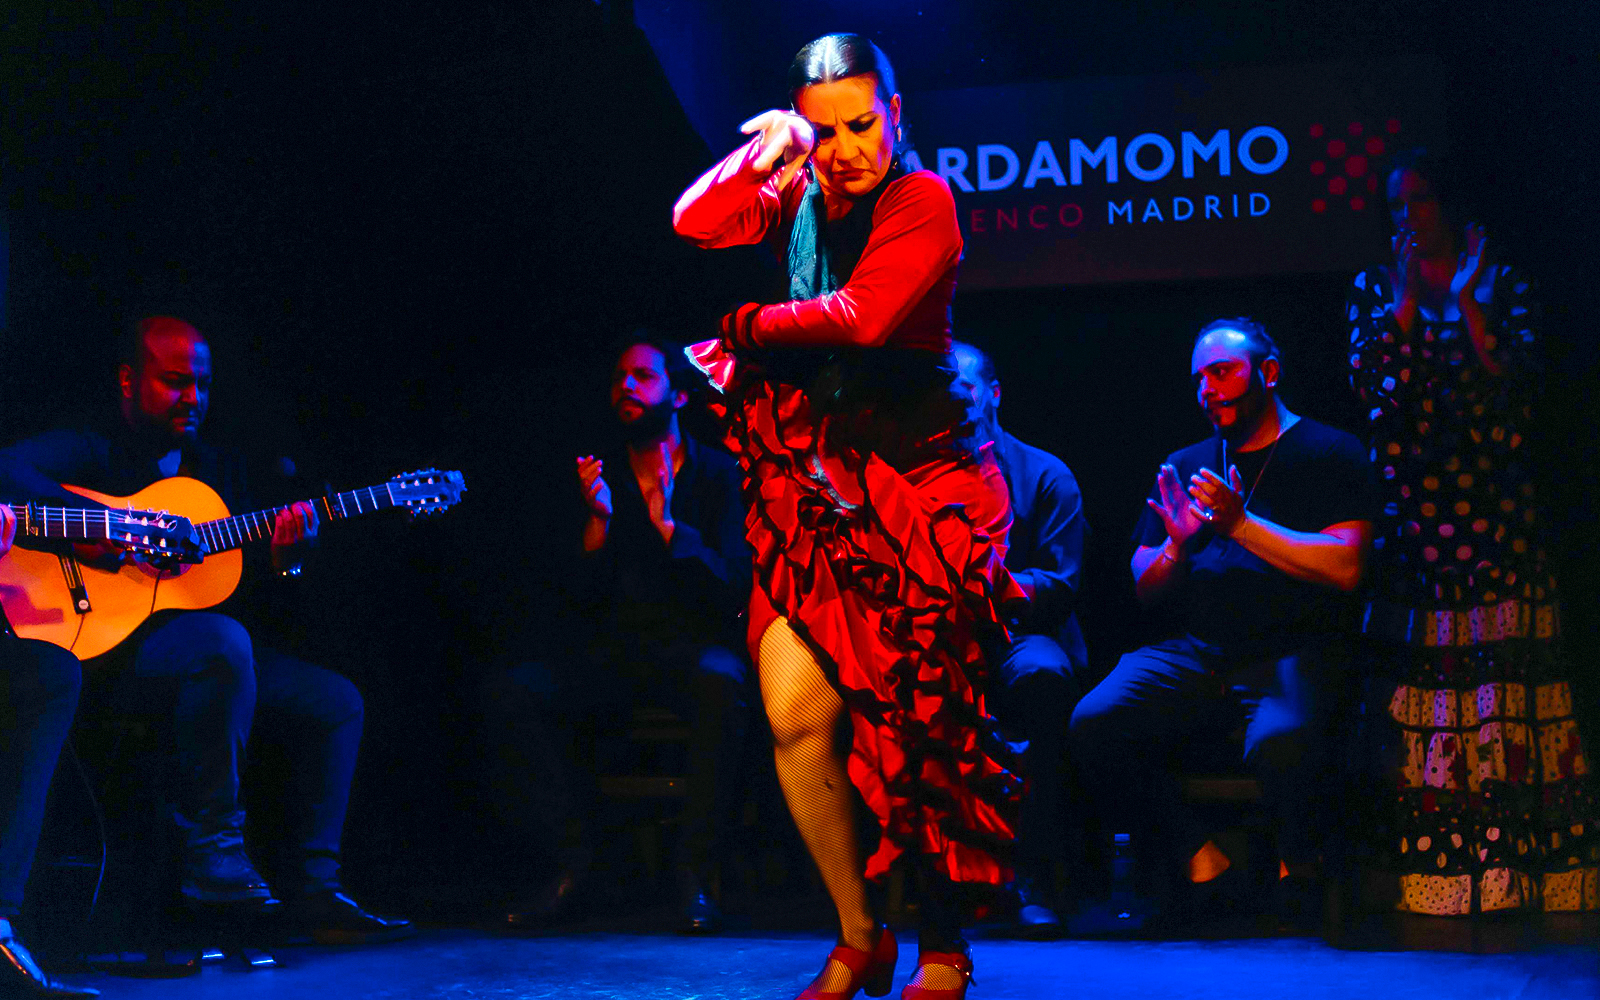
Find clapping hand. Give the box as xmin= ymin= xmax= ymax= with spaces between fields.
xmin=646 ymin=442 xmax=675 ymax=540
xmin=1458 ymin=223 xmax=1489 ymax=310
xmin=1146 ymin=464 xmax=1209 ymax=548
xmin=577 ymin=456 xmax=613 ymax=520
xmin=1188 ymin=467 xmax=1248 ymax=538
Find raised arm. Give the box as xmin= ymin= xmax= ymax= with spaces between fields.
xmin=723 ymin=172 xmax=963 ymax=351
xmin=673 ymin=117 xmax=811 ymax=249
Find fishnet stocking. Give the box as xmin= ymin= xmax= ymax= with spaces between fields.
xmin=759 ymin=617 xmax=877 ymax=992
xmin=907 ymin=959 xmax=969 ymax=991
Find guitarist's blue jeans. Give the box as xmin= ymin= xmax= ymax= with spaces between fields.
xmin=104 ymin=611 xmax=364 ymax=896
xmin=0 ymin=638 xmax=83 ymax=919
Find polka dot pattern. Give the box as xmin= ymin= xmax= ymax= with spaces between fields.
xmin=1351 ymin=260 xmax=1600 ymax=915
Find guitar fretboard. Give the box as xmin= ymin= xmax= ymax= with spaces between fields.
xmin=195 ymin=484 xmax=398 ymax=555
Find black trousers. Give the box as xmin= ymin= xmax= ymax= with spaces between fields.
xmin=987 ymin=633 xmax=1088 ymax=881
xmin=91 ymin=612 xmax=364 ymax=895
xmin=0 ymin=639 xmax=82 ymax=918
xmin=482 ymin=636 xmax=754 ymax=880
xmin=1068 ymin=635 xmax=1340 ymax=869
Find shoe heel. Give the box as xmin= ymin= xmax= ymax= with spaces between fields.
xmin=863 ymin=967 xmax=893 ymax=998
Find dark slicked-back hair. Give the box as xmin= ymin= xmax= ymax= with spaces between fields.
xmin=1194 ymin=316 xmax=1281 ymax=369
xmin=610 ymin=330 xmax=695 ymax=395
xmin=788 ymin=33 xmax=897 ymax=107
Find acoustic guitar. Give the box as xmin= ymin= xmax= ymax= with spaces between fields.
xmin=0 ymin=469 xmax=465 ymax=659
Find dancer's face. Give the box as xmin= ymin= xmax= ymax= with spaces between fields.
xmin=794 ymin=75 xmax=901 ymax=201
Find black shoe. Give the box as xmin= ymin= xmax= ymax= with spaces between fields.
xmin=505 ymin=868 xmax=584 ymax=929
xmin=181 ymin=846 xmax=275 ymax=906
xmin=1013 ymin=877 xmax=1062 ymax=938
xmin=676 ymin=870 xmax=722 ymax=934
xmin=0 ymin=920 xmax=100 ymax=997
xmin=281 ymin=891 xmax=414 ymax=946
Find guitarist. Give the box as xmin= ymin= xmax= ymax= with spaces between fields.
xmin=1 ymin=502 xmax=100 ymax=997
xmin=0 ymin=316 xmax=410 ymax=944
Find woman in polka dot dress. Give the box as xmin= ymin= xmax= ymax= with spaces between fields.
xmin=1348 ymin=148 xmax=1597 ymax=915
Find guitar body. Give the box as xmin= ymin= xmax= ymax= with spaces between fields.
xmin=0 ymin=478 xmax=243 ymax=660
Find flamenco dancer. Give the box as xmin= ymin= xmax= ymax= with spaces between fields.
xmin=673 ymin=34 xmax=1025 ymax=1000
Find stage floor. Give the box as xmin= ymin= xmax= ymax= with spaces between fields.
xmin=64 ymin=929 xmax=1600 ymax=1000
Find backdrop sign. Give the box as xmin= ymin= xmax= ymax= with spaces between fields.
xmin=901 ymin=59 xmax=1446 ymax=288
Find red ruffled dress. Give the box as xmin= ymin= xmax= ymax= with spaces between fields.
xmin=674 ymin=138 xmax=1027 ymax=889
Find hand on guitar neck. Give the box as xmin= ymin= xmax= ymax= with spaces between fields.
xmin=269 ymin=501 xmax=319 ymax=572
xmin=68 ymin=499 xmax=318 ymax=573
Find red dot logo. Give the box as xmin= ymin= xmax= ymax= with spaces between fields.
xmin=1312 ymin=199 xmax=1327 ymax=213
xmin=1386 ymin=118 xmax=1402 ymax=134
xmin=1350 ymin=196 xmax=1366 ymax=211
xmin=1346 ymin=155 xmax=1368 ymax=177
xmin=1348 ymin=121 xmax=1364 ymax=136
xmin=1310 ymin=123 xmax=1325 ymax=138
xmin=1311 ymin=161 xmax=1327 ymax=175
xmin=1329 ymin=176 xmax=1348 ymax=195
xmin=1366 ymin=136 xmax=1386 ymax=156
xmin=1327 ymin=139 xmax=1347 ymax=157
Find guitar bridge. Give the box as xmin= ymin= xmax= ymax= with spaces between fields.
xmin=58 ymin=554 xmax=91 ymax=615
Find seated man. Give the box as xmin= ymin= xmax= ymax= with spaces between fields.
xmin=484 ymin=335 xmax=752 ymax=933
xmin=0 ymin=316 xmax=409 ymax=944
xmin=951 ymin=341 xmax=1090 ymax=931
xmin=1 ymin=502 xmax=99 ymax=998
xmin=1070 ymin=318 xmax=1380 ymax=915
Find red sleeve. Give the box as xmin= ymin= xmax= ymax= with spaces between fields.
xmin=748 ymin=172 xmax=962 ymax=349
xmin=672 ymin=136 xmax=808 ymax=248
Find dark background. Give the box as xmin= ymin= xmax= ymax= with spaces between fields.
xmin=3 ymin=0 xmax=1595 ymax=910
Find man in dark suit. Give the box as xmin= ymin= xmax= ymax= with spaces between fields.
xmin=952 ymin=341 xmax=1092 ymax=932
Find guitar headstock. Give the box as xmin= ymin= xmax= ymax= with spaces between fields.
xmin=111 ymin=508 xmax=204 ymax=563
xmin=389 ymin=469 xmax=467 ymax=520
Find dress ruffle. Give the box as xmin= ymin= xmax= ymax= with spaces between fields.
xmin=689 ymin=339 xmax=1027 ymax=887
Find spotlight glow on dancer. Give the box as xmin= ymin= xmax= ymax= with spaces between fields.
xmin=675 ymin=33 xmax=1026 ymax=1000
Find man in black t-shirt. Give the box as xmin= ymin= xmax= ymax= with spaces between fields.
xmin=1069 ymin=317 xmax=1381 ymax=909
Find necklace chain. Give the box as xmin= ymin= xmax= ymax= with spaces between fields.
xmin=1223 ymin=430 xmax=1283 ymax=512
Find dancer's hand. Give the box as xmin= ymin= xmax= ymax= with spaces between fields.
xmin=1146 ymin=464 xmax=1207 ymax=548
xmin=577 ymin=456 xmax=612 ymax=520
xmin=740 ymin=109 xmax=814 ymax=190
xmin=0 ymin=503 xmax=14 ymax=560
